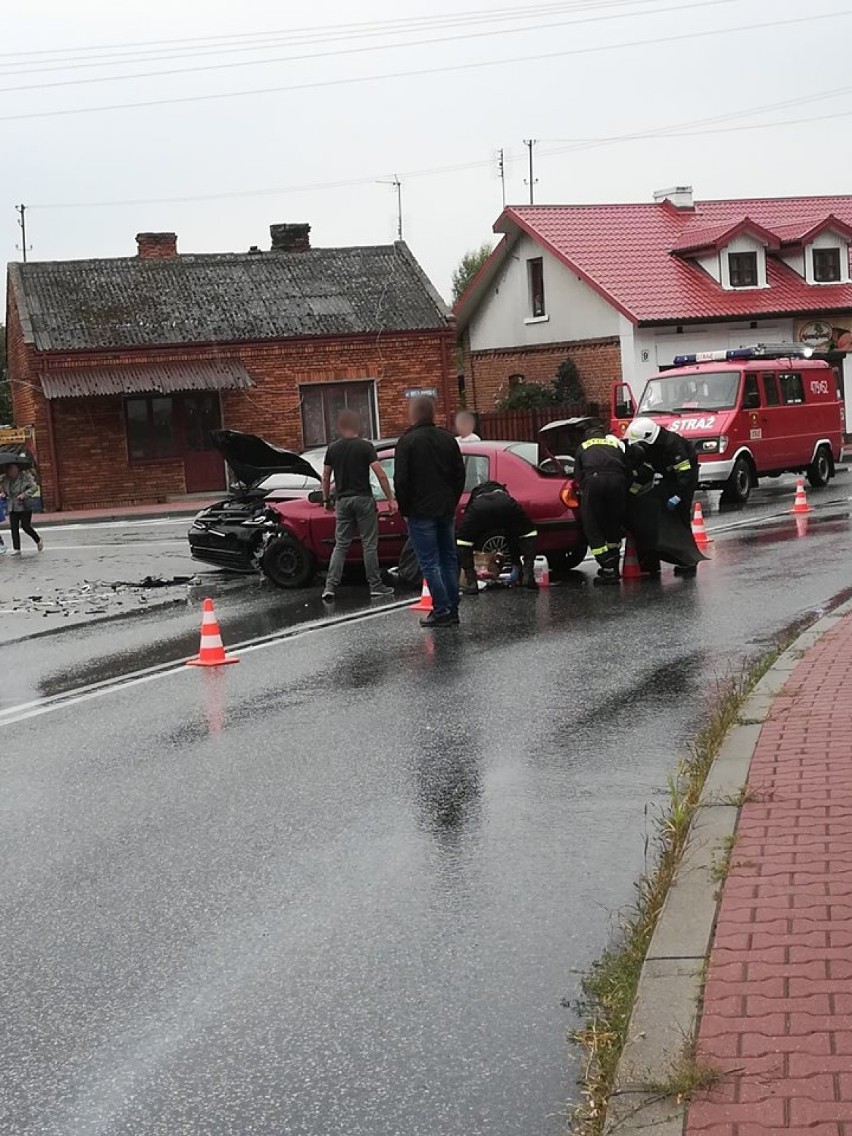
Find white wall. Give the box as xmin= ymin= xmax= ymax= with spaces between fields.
xmin=467 ymin=233 xmax=621 ymax=352
xmin=624 ymin=320 xmax=793 ymax=388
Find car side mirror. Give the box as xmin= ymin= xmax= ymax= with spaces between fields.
xmin=307 ymin=489 xmax=325 ymax=504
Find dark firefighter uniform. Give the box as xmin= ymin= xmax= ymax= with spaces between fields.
xmin=574 ymin=430 xmax=630 ymax=584
xmin=456 ymin=480 xmax=539 ymax=591
xmin=643 ymin=426 xmax=700 ymax=527
xmin=626 ymin=431 xmax=703 ymax=577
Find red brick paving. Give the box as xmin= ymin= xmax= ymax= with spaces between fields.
xmin=686 ymin=612 xmax=852 ymax=1136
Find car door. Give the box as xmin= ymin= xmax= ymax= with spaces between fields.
xmin=776 ymin=371 xmax=806 ymax=467
xmin=757 ymin=372 xmax=785 ymax=470
xmin=371 ymin=455 xmax=408 ymax=563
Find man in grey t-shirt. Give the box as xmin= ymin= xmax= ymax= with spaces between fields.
xmin=321 ymin=410 xmax=395 ymax=601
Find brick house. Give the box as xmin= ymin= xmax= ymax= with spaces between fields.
xmin=455 ymin=189 xmax=852 ymax=421
xmin=5 ymin=224 xmax=453 ymax=510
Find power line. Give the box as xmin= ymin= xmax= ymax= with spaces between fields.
xmin=0 ymin=7 xmax=844 ymax=125
xmin=30 ymin=85 xmax=852 ymax=212
xmin=0 ymin=0 xmax=744 ymax=94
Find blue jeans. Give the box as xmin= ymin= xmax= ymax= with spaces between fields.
xmin=406 ymin=515 xmax=459 ymax=615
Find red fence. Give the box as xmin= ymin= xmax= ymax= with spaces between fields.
xmin=477 ymin=402 xmax=601 ymax=442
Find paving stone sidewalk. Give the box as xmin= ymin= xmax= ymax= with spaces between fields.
xmin=686 ymin=611 xmax=852 ymax=1135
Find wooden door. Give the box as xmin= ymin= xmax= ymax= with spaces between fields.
xmin=182 ymin=393 xmax=226 ymax=492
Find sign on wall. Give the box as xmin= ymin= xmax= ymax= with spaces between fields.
xmin=404 ymin=387 xmax=439 ymax=399
xmin=796 ymin=318 xmax=852 ymax=351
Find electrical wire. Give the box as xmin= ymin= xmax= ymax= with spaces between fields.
xmin=0 ymin=0 xmax=744 ymax=94
xmin=1 ymin=7 xmax=845 ymax=125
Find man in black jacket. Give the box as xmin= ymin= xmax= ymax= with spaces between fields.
xmin=574 ymin=425 xmax=630 ymax=585
xmin=394 ymin=397 xmax=466 ymax=627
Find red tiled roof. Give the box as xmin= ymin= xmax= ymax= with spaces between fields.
xmin=493 ymin=196 xmax=852 ymax=324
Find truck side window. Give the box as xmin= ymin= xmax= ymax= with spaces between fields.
xmin=779 ymin=372 xmax=805 ymax=405
xmin=742 ymin=374 xmax=761 ymax=410
xmin=762 ymin=373 xmax=781 ymax=406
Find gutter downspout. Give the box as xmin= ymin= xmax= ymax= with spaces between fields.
xmin=41 ymin=363 xmax=61 ymax=511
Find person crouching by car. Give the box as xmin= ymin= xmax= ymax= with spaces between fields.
xmin=0 ymin=463 xmax=43 ymax=555
xmin=456 ymin=481 xmax=539 ymax=592
xmin=394 ymin=396 xmax=466 ymax=628
xmin=321 ymin=410 xmax=395 ymax=602
xmin=625 ymin=418 xmax=700 ymax=577
xmin=573 ymin=425 xmax=629 ymax=585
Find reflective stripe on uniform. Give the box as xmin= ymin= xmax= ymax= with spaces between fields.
xmin=581 ymin=437 xmax=620 ymax=450
xmin=629 ymin=484 xmax=642 ymax=494
xmin=520 ymin=529 xmax=538 ymax=538
xmin=456 ymin=539 xmax=474 ymax=547
xmin=606 ymin=542 xmax=621 ymax=550
xmin=670 ymin=460 xmax=693 ymax=472
xmin=590 ymin=543 xmax=608 ymax=556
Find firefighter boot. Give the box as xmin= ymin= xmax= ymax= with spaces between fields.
xmin=593 ymin=550 xmax=621 ymax=586
xmin=458 ymin=545 xmax=479 ymax=596
xmin=519 ymin=536 xmax=539 ymax=590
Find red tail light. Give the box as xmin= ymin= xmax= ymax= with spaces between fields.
xmin=560 ymin=479 xmax=580 ymax=509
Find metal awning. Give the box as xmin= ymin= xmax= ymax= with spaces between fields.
xmin=40 ymin=360 xmax=254 ymax=400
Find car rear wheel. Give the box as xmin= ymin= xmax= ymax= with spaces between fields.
xmin=721 ymin=455 xmax=753 ymax=505
xmin=807 ymin=445 xmax=832 ymax=488
xmin=260 ymin=534 xmax=315 ymax=589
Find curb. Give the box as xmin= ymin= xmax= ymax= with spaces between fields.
xmin=603 ymin=593 xmax=852 ymax=1135
xmin=35 ymin=507 xmax=203 ymax=528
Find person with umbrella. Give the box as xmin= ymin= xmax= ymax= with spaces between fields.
xmin=0 ymin=456 xmax=43 ymax=555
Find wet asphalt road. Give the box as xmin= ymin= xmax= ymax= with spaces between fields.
xmin=1 ymin=483 xmax=852 ymax=1135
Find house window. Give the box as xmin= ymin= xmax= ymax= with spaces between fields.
xmin=813 ymin=247 xmax=842 ymax=283
xmin=508 ymin=373 xmax=524 ymax=388
xmin=527 ymin=258 xmax=545 ymax=317
xmin=728 ymin=252 xmax=758 ymax=288
xmin=300 ymin=381 xmax=378 ymax=448
xmin=126 ymin=396 xmax=178 ymax=460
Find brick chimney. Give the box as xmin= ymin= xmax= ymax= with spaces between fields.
xmin=136 ymin=232 xmax=178 ymax=259
xmin=270 ymin=223 xmax=311 ymax=253
xmin=652 ymin=186 xmax=694 ymax=210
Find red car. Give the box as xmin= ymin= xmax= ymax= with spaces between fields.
xmin=257 ymin=440 xmax=586 ymax=588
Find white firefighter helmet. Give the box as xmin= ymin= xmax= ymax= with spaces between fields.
xmin=625 ymin=417 xmax=661 ymax=446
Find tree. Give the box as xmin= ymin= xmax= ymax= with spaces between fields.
xmin=496 ymin=356 xmax=586 ymax=411
xmin=451 ymin=243 xmax=492 ymax=304
xmin=0 ymin=324 xmax=11 ymax=424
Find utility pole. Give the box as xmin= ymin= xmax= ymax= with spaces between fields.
xmin=497 ymin=147 xmax=506 ymax=208
xmin=15 ymin=203 xmax=30 ymax=262
xmin=378 ymin=175 xmax=403 ymax=241
xmin=523 ymin=139 xmax=538 ymax=205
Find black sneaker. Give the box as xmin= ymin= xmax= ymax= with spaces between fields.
xmin=420 ymin=610 xmax=457 ymax=628
xmin=370 ymin=584 xmax=395 ymax=597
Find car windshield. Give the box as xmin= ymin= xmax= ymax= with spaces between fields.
xmin=638 ymin=371 xmax=741 ymax=414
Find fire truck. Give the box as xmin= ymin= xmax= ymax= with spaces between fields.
xmin=611 ymin=345 xmax=844 ymax=504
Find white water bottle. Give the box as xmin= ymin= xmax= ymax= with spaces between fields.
xmin=533 ymin=555 xmax=550 ymax=587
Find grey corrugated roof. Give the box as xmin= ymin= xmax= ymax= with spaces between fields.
xmin=9 ymin=242 xmax=449 ymax=352
xmin=41 ymin=360 xmax=252 ymax=399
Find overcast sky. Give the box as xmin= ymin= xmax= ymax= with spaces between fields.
xmin=2 ymin=0 xmax=850 ymax=300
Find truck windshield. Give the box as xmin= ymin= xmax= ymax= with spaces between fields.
xmin=638 ymin=371 xmax=741 ymax=414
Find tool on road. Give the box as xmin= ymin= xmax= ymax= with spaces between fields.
xmin=691 ymin=502 xmax=713 ymax=547
xmin=792 ymin=478 xmax=813 ymax=515
xmin=409 ymin=579 xmax=433 ymax=612
xmin=187 ymin=597 xmax=239 ymax=667
xmin=621 ymin=535 xmax=643 ymax=580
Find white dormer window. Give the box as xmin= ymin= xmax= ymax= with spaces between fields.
xmin=813 ymin=248 xmax=841 ymax=283
xmin=728 ymin=252 xmax=758 ymax=288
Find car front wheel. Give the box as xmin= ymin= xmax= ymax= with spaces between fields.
xmin=260 ymin=534 xmax=316 ymax=589
xmin=721 ymin=456 xmax=753 ymax=505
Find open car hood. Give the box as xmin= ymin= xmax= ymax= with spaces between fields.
xmin=210 ymin=430 xmax=322 ymax=488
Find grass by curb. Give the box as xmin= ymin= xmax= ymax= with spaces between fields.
xmin=568 ymin=638 xmax=791 ymax=1135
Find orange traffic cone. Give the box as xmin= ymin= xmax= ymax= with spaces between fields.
xmin=621 ymin=535 xmax=644 ymax=580
xmin=691 ymin=501 xmax=714 ymax=548
xmin=409 ymin=579 xmax=433 ymax=612
xmin=792 ymin=478 xmax=812 ymax=515
xmin=187 ymin=597 xmax=239 ymax=667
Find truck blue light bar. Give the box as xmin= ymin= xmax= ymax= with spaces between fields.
xmin=672 ymin=344 xmax=815 ymax=366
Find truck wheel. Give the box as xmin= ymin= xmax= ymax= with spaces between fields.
xmin=806 ymin=446 xmax=832 ymax=488
xmin=721 ymin=456 xmax=753 ymax=505
xmin=260 ymin=534 xmax=315 ymax=589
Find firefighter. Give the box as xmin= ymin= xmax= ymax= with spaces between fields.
xmin=456 ymin=480 xmax=539 ymax=592
xmin=574 ymin=425 xmax=630 ymax=585
xmin=625 ymin=418 xmax=700 ymax=577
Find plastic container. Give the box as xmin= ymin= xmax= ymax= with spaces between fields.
xmin=533 ymin=555 xmax=550 ymax=587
